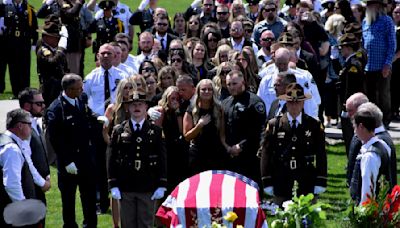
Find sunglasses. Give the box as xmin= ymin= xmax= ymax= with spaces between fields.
xmin=203 ymin=3 xmax=213 ymax=6
xmin=262 ymin=37 xmax=274 ymax=42
xmin=143 ymin=67 xmax=155 ymax=72
xmin=157 ymin=23 xmax=168 ymax=27
xmin=264 ymin=8 xmax=276 ymax=12
xmin=30 ymin=101 xmax=45 ymax=106
xmin=217 ymin=11 xmax=228 ymax=15
xmin=171 ymin=58 xmax=182 ymax=63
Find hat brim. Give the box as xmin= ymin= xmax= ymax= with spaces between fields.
xmin=37 ymin=28 xmax=60 ymax=38
xmin=337 ymin=40 xmax=361 ymax=46
xmin=278 ymin=93 xmax=312 ymax=101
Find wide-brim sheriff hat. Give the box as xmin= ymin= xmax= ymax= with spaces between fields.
xmin=337 ymin=33 xmax=360 ymax=46
xmin=37 ymin=14 xmax=61 ymax=38
xmin=278 ymin=83 xmax=312 ymax=101
xmin=3 ymin=199 xmax=46 ymax=226
xmin=99 ymin=0 xmax=115 ymax=10
xmin=344 ymin=22 xmax=362 ymax=34
xmin=124 ymin=91 xmax=149 ymax=103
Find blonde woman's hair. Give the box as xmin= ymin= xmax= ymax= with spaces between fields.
xmin=192 ymin=79 xmax=221 ymax=129
xmin=158 ymin=86 xmax=179 ymax=112
xmin=130 ymin=74 xmax=148 ymax=94
xmin=114 ymin=77 xmax=137 ymax=124
xmin=213 ymin=62 xmax=235 ymax=97
xmin=212 ymin=44 xmax=233 ymax=66
xmin=157 ymin=66 xmax=178 ymax=90
xmin=324 ymin=13 xmax=346 ymax=37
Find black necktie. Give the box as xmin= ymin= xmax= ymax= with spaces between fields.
xmin=37 ymin=124 xmax=42 ymax=135
xmin=104 ymin=70 xmax=110 ymax=107
xmin=135 ymin=123 xmax=141 ymax=132
xmin=160 ymin=38 xmax=165 ymax=50
xmin=291 ymin=119 xmax=297 ymax=130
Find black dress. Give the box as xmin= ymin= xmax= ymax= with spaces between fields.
xmin=186 ymin=105 xmax=226 ymax=175
xmin=162 ymin=109 xmax=189 ymax=191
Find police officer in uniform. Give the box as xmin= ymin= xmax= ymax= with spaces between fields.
xmin=129 ymin=0 xmax=158 ymax=34
xmin=337 ymin=33 xmax=366 ymax=157
xmin=36 ymin=15 xmax=69 ymax=107
xmin=2 ymin=0 xmax=38 ymax=98
xmin=343 ymin=22 xmax=368 ymax=69
xmin=108 ymin=91 xmax=167 ymax=228
xmin=260 ymin=83 xmax=327 ymax=206
xmin=221 ymin=70 xmax=266 ymax=186
xmin=88 ymin=0 xmax=123 ymax=58
xmin=46 ymin=74 xmax=97 ymax=228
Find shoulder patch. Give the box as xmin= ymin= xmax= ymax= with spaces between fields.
xmin=349 ymin=66 xmax=358 ymax=73
xmin=255 ymin=101 xmax=265 ymax=114
xmin=356 ymin=52 xmax=362 ymax=58
xmin=62 ymin=3 xmax=71 ymax=8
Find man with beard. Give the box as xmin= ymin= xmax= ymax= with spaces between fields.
xmin=216 ymin=4 xmax=230 ymax=38
xmin=228 ymin=20 xmax=253 ymax=52
xmin=18 ymin=88 xmax=51 ymax=227
xmin=184 ymin=0 xmax=216 ymax=25
xmin=362 ymin=0 xmax=396 ymax=127
xmin=253 ymin=0 xmax=287 ymax=46
xmin=132 ymin=31 xmax=154 ymax=71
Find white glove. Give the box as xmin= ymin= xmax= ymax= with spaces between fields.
xmin=314 ymin=186 xmax=326 ymax=195
xmin=58 ymin=36 xmax=68 ymax=49
xmin=0 ymin=17 xmax=5 ymax=35
xmin=31 ymin=45 xmax=36 ymax=52
xmin=59 ymin=25 xmax=68 ymax=38
xmin=147 ymin=106 xmax=162 ymax=121
xmin=191 ymin=0 xmax=202 ymax=8
xmin=264 ymin=187 xmax=274 ymax=196
xmin=97 ymin=116 xmax=110 ymax=127
xmin=45 ymin=0 xmax=54 ymax=5
xmin=138 ymin=0 xmax=150 ymax=11
xmin=65 ymin=162 xmax=78 ymax=175
xmin=111 ymin=187 xmax=121 ymax=200
xmin=151 ymin=187 xmax=167 ymax=200
xmin=95 ymin=10 xmax=104 ymax=20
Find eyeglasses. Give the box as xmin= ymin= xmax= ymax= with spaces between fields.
xmin=157 ymin=23 xmax=168 ymax=27
xmin=217 ymin=11 xmax=228 ymax=15
xmin=203 ymin=3 xmax=213 ymax=6
xmin=30 ymin=101 xmax=45 ymax=106
xmin=208 ymin=38 xmax=218 ymax=42
xmin=189 ymin=21 xmax=199 ymax=25
xmin=264 ymin=8 xmax=276 ymax=12
xmin=142 ymin=67 xmax=155 ymax=72
xmin=171 ymin=58 xmax=182 ymax=63
xmin=262 ymin=37 xmax=274 ymax=42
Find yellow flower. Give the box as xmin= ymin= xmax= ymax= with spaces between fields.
xmin=223 ymin=211 xmax=238 ymax=223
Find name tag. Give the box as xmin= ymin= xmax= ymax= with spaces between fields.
xmin=277 ymin=132 xmax=285 ymax=138
xmin=66 ymin=116 xmax=73 ymax=120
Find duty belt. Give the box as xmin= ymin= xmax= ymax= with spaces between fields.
xmin=281 ymin=155 xmax=316 ymax=170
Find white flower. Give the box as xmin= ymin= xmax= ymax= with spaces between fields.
xmin=282 ymin=200 xmax=294 ymax=211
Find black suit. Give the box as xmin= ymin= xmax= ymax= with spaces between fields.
xmin=299 ymin=49 xmax=319 ymax=82
xmin=46 ymin=95 xmax=97 ymax=228
xmin=30 ymin=127 xmax=50 ymax=203
xmin=155 ymin=33 xmax=178 ymax=62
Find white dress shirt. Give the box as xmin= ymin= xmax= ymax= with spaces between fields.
xmin=84 ymin=66 xmax=129 ymax=115
xmin=358 ymin=136 xmax=391 ymax=205
xmin=116 ymin=63 xmax=136 ymax=76
xmin=0 ymin=131 xmax=27 ymax=201
xmin=231 ymin=37 xmax=245 ymax=51
xmin=132 ymin=53 xmax=152 ymax=72
xmin=155 ymin=33 xmax=168 ymax=50
xmin=130 ymin=118 xmax=145 ymax=131
xmin=287 ymin=112 xmax=302 ymax=127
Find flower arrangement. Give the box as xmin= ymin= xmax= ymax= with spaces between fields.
xmin=270 ymin=181 xmax=330 ymax=228
xmin=347 ymin=176 xmax=400 ymax=228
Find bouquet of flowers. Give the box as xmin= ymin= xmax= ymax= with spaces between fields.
xmin=347 ymin=176 xmax=400 ymax=228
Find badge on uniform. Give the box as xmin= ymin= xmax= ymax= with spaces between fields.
xmin=255 ymin=102 xmax=265 ymax=114
xmin=134 ymin=160 xmax=141 ymax=171
xmin=136 ymin=137 xmax=142 ymax=143
xmin=62 ymin=3 xmax=71 ymax=8
xmin=356 ymin=52 xmax=362 ymax=58
xmin=305 ymin=130 xmax=311 ymax=137
xmin=66 ymin=115 xmax=73 ymax=120
xmin=277 ymin=132 xmax=285 ymax=138
xmin=349 ymin=66 xmax=358 ymax=73
xmin=148 ymin=129 xmax=154 ymax=135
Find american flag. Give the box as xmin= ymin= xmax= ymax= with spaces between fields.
xmin=156 ymin=170 xmax=269 ymax=228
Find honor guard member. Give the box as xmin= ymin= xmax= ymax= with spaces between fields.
xmin=343 ymin=22 xmax=367 ymax=69
xmin=0 ymin=109 xmax=36 ymax=227
xmin=108 ymin=91 xmax=167 ymax=228
xmin=2 ymin=0 xmax=38 ymax=98
xmin=337 ymin=33 xmax=366 ymax=156
xmin=36 ymin=0 xmax=61 ymax=18
xmin=260 ymin=83 xmax=327 ymax=206
xmin=36 ymin=15 xmax=69 ymax=107
xmin=58 ymin=0 xmax=84 ymax=74
xmin=88 ymin=0 xmax=123 ymax=58
xmin=221 ymin=70 xmax=266 ymax=186
xmin=46 ymin=74 xmax=98 ymax=228
xmin=129 ymin=0 xmax=158 ymax=33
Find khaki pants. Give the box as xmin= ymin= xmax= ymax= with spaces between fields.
xmin=120 ymin=192 xmax=155 ymax=228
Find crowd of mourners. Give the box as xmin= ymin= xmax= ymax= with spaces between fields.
xmin=0 ymin=0 xmax=399 ymax=226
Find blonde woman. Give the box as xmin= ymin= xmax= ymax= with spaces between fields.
xmin=212 ymin=44 xmax=232 ymax=66
xmin=183 ymin=79 xmax=226 ymax=175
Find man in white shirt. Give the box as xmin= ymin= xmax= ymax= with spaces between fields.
xmin=257 ymin=47 xmax=320 ymax=119
xmin=132 ymin=31 xmax=154 ymax=72
xmin=84 ymin=43 xmax=128 ymax=116
xmin=0 ymin=109 xmax=49 ymax=226
xmin=110 ymin=42 xmax=135 ymax=76
xmin=350 ymin=103 xmax=392 ymax=205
